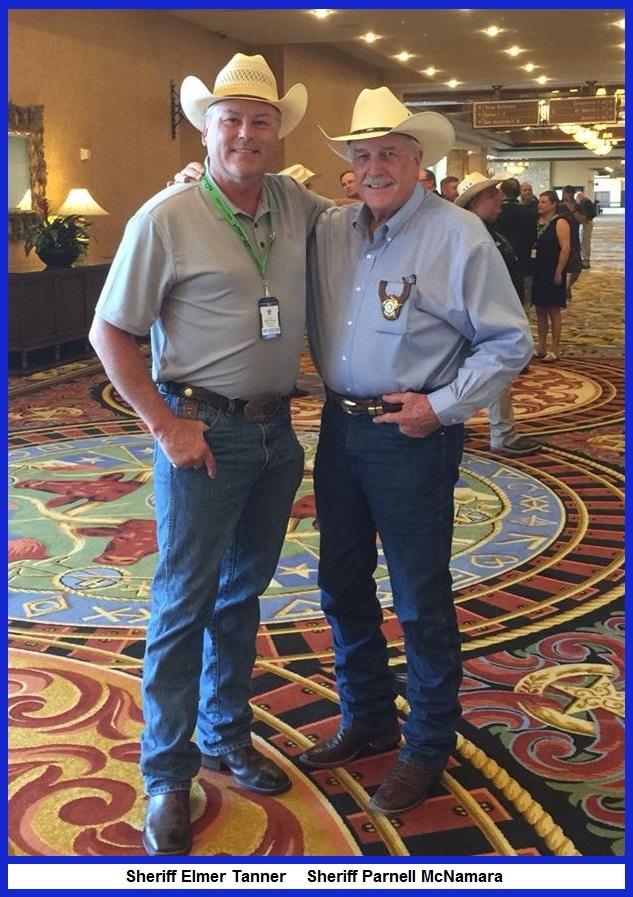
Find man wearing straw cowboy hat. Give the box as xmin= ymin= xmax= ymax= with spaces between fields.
xmin=296 ymin=88 xmax=533 ymax=814
xmin=90 ymin=53 xmax=331 ymax=856
xmin=454 ymin=171 xmax=542 ymax=457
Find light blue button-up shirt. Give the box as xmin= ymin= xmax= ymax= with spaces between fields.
xmin=307 ymin=185 xmax=533 ymax=425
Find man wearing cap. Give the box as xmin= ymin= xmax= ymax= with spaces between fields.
xmin=90 ymin=53 xmax=330 ymax=856
xmin=455 ymin=172 xmax=541 ymax=457
xmin=298 ymin=88 xmax=533 ymax=814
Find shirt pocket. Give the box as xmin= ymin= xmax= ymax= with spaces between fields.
xmin=371 ymin=278 xmax=415 ymax=335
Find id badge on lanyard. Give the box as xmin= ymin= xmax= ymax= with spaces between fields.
xmin=259 ymin=297 xmax=282 ymax=340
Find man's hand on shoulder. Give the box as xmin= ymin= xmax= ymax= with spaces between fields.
xmin=373 ymin=392 xmax=442 ymax=438
xmin=172 ymin=161 xmax=205 ymax=185
xmin=155 ymin=417 xmax=217 ymax=478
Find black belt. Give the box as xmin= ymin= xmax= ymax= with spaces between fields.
xmin=325 ymin=387 xmax=403 ymax=417
xmin=158 ymin=381 xmax=289 ymax=423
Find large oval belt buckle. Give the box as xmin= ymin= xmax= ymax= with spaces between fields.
xmin=243 ymin=393 xmax=282 ymax=423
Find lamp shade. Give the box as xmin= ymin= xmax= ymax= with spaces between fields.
xmin=16 ymin=188 xmax=32 ymax=211
xmin=55 ymin=188 xmax=108 ymax=217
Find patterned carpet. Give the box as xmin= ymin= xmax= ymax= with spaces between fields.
xmin=8 ymin=214 xmax=624 ymax=857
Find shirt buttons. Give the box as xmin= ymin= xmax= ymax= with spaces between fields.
xmin=355 ymin=286 xmax=361 ymax=292
xmin=366 ymin=253 xmax=372 ymax=259
xmin=342 ymin=355 xmax=347 ymax=361
xmin=386 ymin=236 xmax=392 ymax=242
xmin=347 ymin=320 xmax=352 ymax=326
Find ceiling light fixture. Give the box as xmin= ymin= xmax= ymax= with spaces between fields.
xmin=522 ymin=63 xmax=537 ymax=72
xmin=310 ymin=9 xmax=333 ymax=19
xmin=535 ymin=75 xmax=549 ymax=85
xmin=504 ymin=46 xmax=524 ymax=57
xmin=360 ymin=31 xmax=380 ymax=43
xmin=394 ymin=51 xmax=414 ymax=62
xmin=446 ymin=79 xmax=461 ymax=88
xmin=482 ymin=26 xmax=503 ymax=37
xmin=421 ymin=66 xmax=438 ymax=77
xmin=615 ymin=18 xmax=625 ymax=29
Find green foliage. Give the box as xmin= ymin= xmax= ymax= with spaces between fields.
xmin=24 ymin=195 xmax=91 ymax=257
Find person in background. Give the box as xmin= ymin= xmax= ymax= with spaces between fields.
xmin=496 ymin=177 xmax=537 ymax=310
xmin=418 ymin=167 xmax=440 ymax=195
xmin=574 ymin=190 xmax=596 ymax=269
xmin=519 ymin=181 xmax=538 ymax=209
xmin=532 ymin=189 xmax=571 ymax=362
xmin=339 ymin=169 xmax=360 ymax=200
xmin=557 ymin=185 xmax=582 ymax=300
xmin=455 ymin=172 xmax=542 ymax=457
xmin=90 ymin=53 xmax=331 ymax=857
xmin=439 ymin=175 xmax=459 ymax=202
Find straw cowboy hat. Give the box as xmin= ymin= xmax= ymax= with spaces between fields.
xmin=180 ymin=53 xmax=307 ymax=139
xmin=455 ymin=171 xmax=506 ymax=208
xmin=318 ymin=86 xmax=454 ymax=165
xmin=278 ymin=164 xmax=320 ymax=185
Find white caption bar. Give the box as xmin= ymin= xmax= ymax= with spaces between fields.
xmin=7 ymin=862 xmax=625 ymax=891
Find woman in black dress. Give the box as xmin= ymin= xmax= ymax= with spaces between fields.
xmin=532 ymin=190 xmax=571 ymax=362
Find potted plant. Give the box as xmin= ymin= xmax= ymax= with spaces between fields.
xmin=24 ymin=195 xmax=91 ymax=268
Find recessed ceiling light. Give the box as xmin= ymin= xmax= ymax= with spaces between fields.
xmin=615 ymin=18 xmax=625 ymax=29
xmin=535 ymin=75 xmax=549 ymax=85
xmin=394 ymin=51 xmax=414 ymax=62
xmin=446 ymin=79 xmax=461 ymax=89
xmin=619 ymin=42 xmax=625 ymax=50
xmin=421 ymin=66 xmax=438 ymax=77
xmin=360 ymin=31 xmax=381 ymax=44
xmin=522 ymin=63 xmax=537 ymax=72
xmin=310 ymin=9 xmax=334 ymax=19
xmin=504 ymin=46 xmax=525 ymax=57
xmin=482 ymin=25 xmax=503 ymax=37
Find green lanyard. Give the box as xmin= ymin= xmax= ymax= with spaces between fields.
xmin=202 ymin=171 xmax=275 ymax=296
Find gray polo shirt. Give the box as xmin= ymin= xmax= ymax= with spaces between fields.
xmin=307 ymin=185 xmax=533 ymax=425
xmin=95 ymin=172 xmax=330 ymax=399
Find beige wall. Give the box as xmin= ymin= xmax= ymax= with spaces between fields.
xmin=281 ymin=44 xmax=384 ymax=200
xmin=8 ymin=9 xmax=247 ymax=265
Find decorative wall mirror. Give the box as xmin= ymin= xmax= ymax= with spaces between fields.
xmin=8 ymin=102 xmax=48 ymax=241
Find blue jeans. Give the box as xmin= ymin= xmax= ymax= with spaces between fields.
xmin=141 ymin=393 xmax=303 ymax=795
xmin=314 ymin=401 xmax=464 ymax=771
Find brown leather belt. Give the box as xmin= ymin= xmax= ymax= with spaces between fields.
xmin=325 ymin=387 xmax=403 ymax=417
xmin=158 ymin=382 xmax=289 ymax=423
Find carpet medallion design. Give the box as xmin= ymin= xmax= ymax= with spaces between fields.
xmin=8 ymin=219 xmax=624 ymax=856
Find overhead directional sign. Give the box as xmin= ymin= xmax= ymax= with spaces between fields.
xmin=548 ymin=96 xmax=618 ymax=124
xmin=473 ymin=99 xmax=541 ymax=128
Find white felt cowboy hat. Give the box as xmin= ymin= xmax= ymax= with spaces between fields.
xmin=455 ymin=171 xmax=506 ymax=208
xmin=278 ymin=164 xmax=320 ymax=184
xmin=318 ymin=86 xmax=454 ymax=165
xmin=180 ymin=53 xmax=307 ymax=139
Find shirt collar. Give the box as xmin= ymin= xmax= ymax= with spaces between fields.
xmin=352 ymin=183 xmax=427 ymax=242
xmin=201 ymin=159 xmax=274 ymax=223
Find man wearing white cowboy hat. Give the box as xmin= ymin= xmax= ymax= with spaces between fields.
xmin=173 ymin=85 xmax=532 ymax=816
xmin=279 ymin=163 xmax=320 ymax=190
xmin=455 ymin=172 xmax=542 ymax=457
xmin=296 ymin=87 xmax=533 ymax=814
xmin=90 ymin=52 xmax=332 ymax=856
